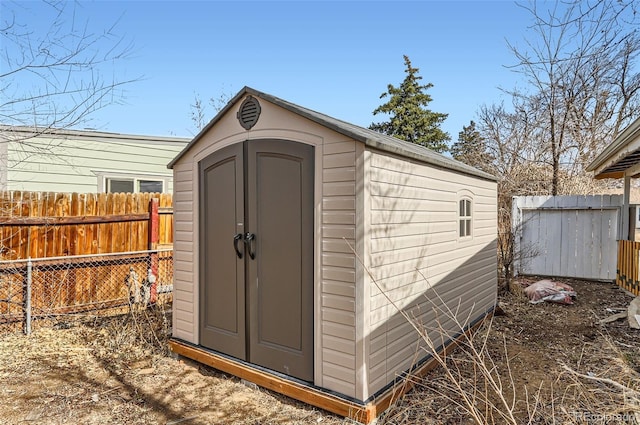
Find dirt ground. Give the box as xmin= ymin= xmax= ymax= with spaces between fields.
xmin=383 ymin=278 xmax=640 ymax=424
xmin=0 ymin=279 xmax=639 ymax=425
xmin=0 ymin=308 xmax=345 ymax=425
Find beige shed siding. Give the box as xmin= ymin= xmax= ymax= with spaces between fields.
xmin=171 ymin=97 xmax=360 ymax=398
xmin=5 ymin=135 xmax=185 ymax=193
xmin=172 ymin=161 xmax=196 ymax=342
xmin=365 ymin=149 xmax=497 ymax=395
xmin=320 ymin=139 xmax=358 ymax=396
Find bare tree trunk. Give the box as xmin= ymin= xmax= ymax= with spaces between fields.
xmin=552 ymin=154 xmax=559 ymax=196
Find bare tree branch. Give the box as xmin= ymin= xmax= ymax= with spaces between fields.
xmin=0 ymin=0 xmax=139 ymax=143
xmin=504 ymin=0 xmax=640 ymax=195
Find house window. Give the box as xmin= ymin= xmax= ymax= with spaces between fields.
xmin=138 ymin=180 xmax=164 ymax=193
xmin=107 ymin=179 xmax=134 ymax=193
xmin=459 ymin=198 xmax=472 ymax=238
xmin=105 ymin=177 xmax=164 ymax=193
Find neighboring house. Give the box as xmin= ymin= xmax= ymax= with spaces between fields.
xmin=587 ymin=116 xmax=640 ymax=296
xmin=0 ymin=125 xmax=189 ymax=193
xmin=168 ymin=87 xmax=498 ymax=423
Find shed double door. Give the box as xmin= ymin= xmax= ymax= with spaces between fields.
xmin=199 ymin=140 xmax=314 ymax=382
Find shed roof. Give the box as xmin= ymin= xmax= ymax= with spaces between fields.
xmin=167 ymin=87 xmax=496 ymax=182
xmin=586 ymin=116 xmax=640 ymax=179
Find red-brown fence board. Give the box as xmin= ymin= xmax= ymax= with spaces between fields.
xmin=0 ymin=191 xmax=175 ymax=332
xmin=0 ymin=191 xmax=173 ymax=260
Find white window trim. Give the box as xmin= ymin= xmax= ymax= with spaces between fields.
xmin=458 ymin=196 xmax=473 ymax=239
xmin=94 ymin=171 xmax=169 ymax=193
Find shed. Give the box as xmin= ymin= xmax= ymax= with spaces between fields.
xmin=167 ymin=87 xmax=498 ymax=422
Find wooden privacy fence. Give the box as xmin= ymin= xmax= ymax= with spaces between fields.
xmin=0 ymin=191 xmax=173 ymax=260
xmin=617 ymin=240 xmax=640 ymax=296
xmin=0 ymin=191 xmax=175 ymax=334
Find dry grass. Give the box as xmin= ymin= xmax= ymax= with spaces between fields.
xmin=0 ymin=279 xmax=639 ymax=424
xmin=0 ymin=305 xmax=345 ymax=425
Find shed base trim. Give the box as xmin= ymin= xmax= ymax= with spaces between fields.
xmin=168 ymin=308 xmax=493 ymax=424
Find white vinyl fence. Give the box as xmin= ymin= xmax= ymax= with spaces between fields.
xmin=513 ymin=195 xmax=622 ymax=281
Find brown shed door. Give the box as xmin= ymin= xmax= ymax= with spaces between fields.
xmin=199 ymin=143 xmax=246 ymax=360
xmin=200 ymin=140 xmax=314 ymax=382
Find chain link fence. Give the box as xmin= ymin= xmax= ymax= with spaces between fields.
xmin=0 ymin=249 xmax=173 ymax=334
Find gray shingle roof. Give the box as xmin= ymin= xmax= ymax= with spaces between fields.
xmin=168 ymin=87 xmax=497 ymax=182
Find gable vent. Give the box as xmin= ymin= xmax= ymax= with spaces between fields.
xmin=237 ymin=96 xmax=261 ymax=130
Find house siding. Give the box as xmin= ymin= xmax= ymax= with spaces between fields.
xmin=365 ymin=149 xmax=497 ymax=395
xmin=3 ymin=132 xmax=186 ymax=193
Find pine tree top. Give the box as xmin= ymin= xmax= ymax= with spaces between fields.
xmin=369 ymin=55 xmax=450 ymax=153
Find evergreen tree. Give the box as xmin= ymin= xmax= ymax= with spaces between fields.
xmin=450 ymin=120 xmax=495 ymax=173
xmin=369 ymin=55 xmax=450 ymax=153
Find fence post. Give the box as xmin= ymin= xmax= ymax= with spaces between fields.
xmin=511 ymin=196 xmax=522 ymax=277
xmin=148 ymin=198 xmax=159 ymax=303
xmin=24 ymin=257 xmax=32 ymax=335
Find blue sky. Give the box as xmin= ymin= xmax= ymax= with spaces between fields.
xmin=9 ymin=1 xmax=536 ymax=142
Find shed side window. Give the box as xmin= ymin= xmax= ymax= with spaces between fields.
xmin=459 ymin=198 xmax=472 ymax=238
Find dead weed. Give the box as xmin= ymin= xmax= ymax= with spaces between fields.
xmin=1 ymin=279 xmax=639 ymax=424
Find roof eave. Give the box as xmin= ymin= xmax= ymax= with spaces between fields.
xmin=254 ymin=90 xmax=497 ymax=181
xmin=168 ymin=86 xmax=370 ymax=169
xmin=362 ymin=138 xmax=497 ymax=182
xmin=586 ymin=116 xmax=640 ymax=176
xmin=168 ymin=87 xmax=497 ymax=182
xmin=0 ymin=124 xmax=190 ymax=144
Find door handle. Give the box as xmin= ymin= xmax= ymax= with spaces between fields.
xmin=245 ymin=232 xmax=256 ymax=260
xmin=233 ymin=233 xmax=244 ymax=259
